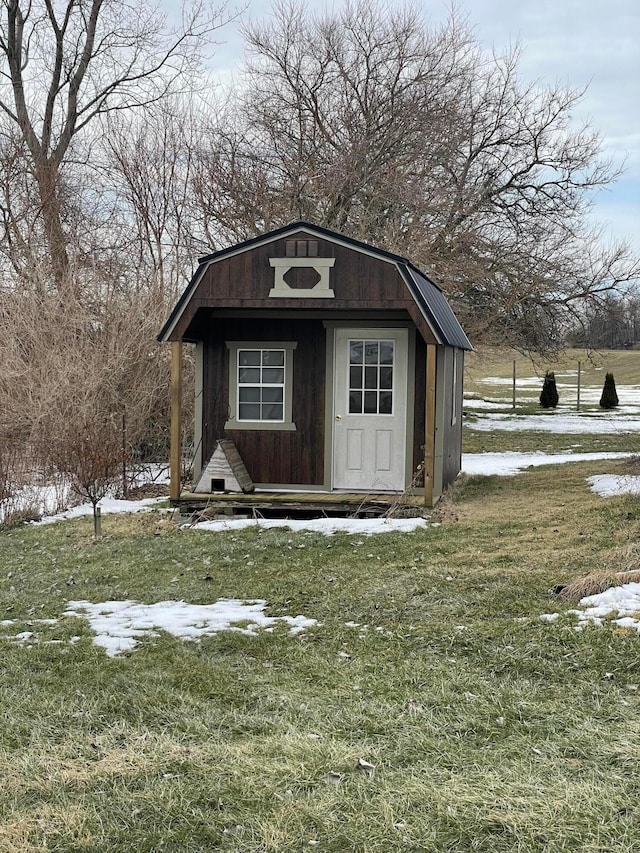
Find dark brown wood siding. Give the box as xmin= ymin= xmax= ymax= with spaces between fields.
xmin=170 ymin=231 xmax=437 ymax=347
xmin=202 ymin=317 xmax=326 ymax=486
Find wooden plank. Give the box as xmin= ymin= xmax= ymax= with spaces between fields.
xmin=174 ymin=490 xmax=427 ymax=518
xmin=170 ymin=341 xmax=183 ymax=501
xmin=424 ymin=344 xmax=437 ymax=506
xmin=177 ymin=490 xmax=424 ymax=507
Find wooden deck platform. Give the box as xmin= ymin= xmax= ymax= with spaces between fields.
xmin=174 ymin=490 xmax=427 ymax=519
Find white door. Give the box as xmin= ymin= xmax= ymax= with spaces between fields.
xmin=332 ymin=328 xmax=408 ymax=491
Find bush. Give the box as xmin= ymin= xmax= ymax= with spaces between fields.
xmin=599 ymin=372 xmax=619 ymax=409
xmin=540 ymin=371 xmax=559 ymax=408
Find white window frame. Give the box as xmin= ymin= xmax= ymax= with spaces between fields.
xmin=225 ymin=341 xmax=297 ymax=431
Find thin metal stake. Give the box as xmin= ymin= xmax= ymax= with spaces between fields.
xmin=577 ymin=361 xmax=581 ymax=411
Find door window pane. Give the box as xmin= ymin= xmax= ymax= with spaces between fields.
xmin=349 ymin=391 xmax=362 ymax=414
xmin=347 ymin=338 xmax=394 ymax=415
xmin=364 ymin=366 xmax=378 ymax=389
xmin=364 ymin=341 xmax=379 ymax=364
xmin=350 ymin=341 xmax=363 ymax=364
xmin=364 ymin=391 xmax=377 ymax=413
xmin=379 ymin=391 xmax=393 ymax=414
xmin=380 ymin=366 xmax=393 ymax=389
xmin=379 ymin=341 xmax=394 ymax=364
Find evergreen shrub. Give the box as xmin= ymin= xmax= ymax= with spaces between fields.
xmin=540 ymin=371 xmax=559 ymax=408
xmin=599 ymin=373 xmax=619 ymax=409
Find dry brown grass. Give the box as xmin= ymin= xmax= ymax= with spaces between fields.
xmin=558 ymin=569 xmax=640 ymax=601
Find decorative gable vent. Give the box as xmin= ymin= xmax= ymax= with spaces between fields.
xmin=269 ymin=240 xmax=335 ymax=298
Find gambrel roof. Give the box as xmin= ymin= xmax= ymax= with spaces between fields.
xmin=158 ymin=221 xmax=472 ymax=350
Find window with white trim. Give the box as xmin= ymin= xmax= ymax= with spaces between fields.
xmin=238 ymin=348 xmax=285 ymax=421
xmin=225 ymin=341 xmax=297 ymax=431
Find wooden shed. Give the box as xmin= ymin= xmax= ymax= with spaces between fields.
xmin=158 ymin=222 xmax=472 ymax=510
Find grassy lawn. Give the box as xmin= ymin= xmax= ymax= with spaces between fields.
xmin=2 ymin=457 xmax=640 ymax=851
xmin=462 ymin=426 xmax=640 ymax=455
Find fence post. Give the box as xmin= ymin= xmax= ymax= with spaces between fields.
xmin=576 ymin=361 xmax=581 ymax=411
xmin=512 ymin=360 xmax=516 ymax=409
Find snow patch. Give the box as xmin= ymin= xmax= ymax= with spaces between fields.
xmin=462 ymin=451 xmax=632 ymax=477
xmin=588 ymin=474 xmax=640 ymax=497
xmin=33 ymin=497 xmax=165 ymax=525
xmin=466 ymin=412 xmax=640 ymax=434
xmin=63 ymin=599 xmax=318 ymax=657
xmin=190 ymin=517 xmax=429 ymax=535
xmin=541 ymin=583 xmax=640 ymax=634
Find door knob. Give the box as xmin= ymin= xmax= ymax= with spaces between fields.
xmin=335 ymin=414 xmax=342 ymax=421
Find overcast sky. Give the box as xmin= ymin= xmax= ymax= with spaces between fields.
xmin=210 ymin=0 xmax=639 ymax=251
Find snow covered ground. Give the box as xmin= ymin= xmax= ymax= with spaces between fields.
xmin=191 ymin=517 xmax=429 ymax=535
xmin=587 ymin=474 xmax=640 ymax=497
xmin=33 ymin=496 xmax=165 ymax=525
xmin=64 ymin=599 xmax=318 ymax=656
xmin=462 ymin=451 xmax=632 ymax=477
xmin=1 ymin=463 xmax=169 ymax=525
xmin=1 ymin=599 xmax=319 ymax=657
xmin=540 ymin=582 xmax=640 ymax=635
xmin=465 ymin=411 xmax=640 ymax=433
xmin=459 ymin=402 xmax=639 ymax=493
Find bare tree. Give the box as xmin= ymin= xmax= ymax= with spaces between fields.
xmin=103 ymin=100 xmax=201 ymax=300
xmin=193 ymin=0 xmax=639 ymax=352
xmin=0 ymin=0 xmax=231 ymax=290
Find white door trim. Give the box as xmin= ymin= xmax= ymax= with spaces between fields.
xmin=331 ymin=328 xmax=409 ymax=492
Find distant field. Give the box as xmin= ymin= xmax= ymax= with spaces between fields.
xmin=465 ymin=347 xmax=640 ymax=408
xmin=463 ymin=347 xmax=640 ymax=455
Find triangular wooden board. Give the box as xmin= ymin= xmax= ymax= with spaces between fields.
xmin=194 ymin=439 xmax=254 ymax=493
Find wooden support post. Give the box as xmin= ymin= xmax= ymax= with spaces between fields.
xmin=512 ymin=359 xmax=517 ymax=409
xmin=170 ymin=341 xmax=183 ymax=501
xmin=576 ymin=360 xmax=581 ymax=411
xmin=424 ymin=344 xmax=437 ymax=507
xmin=121 ymin=411 xmax=128 ymax=499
